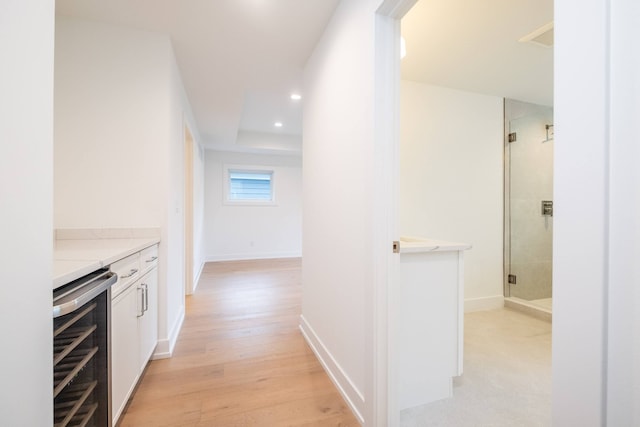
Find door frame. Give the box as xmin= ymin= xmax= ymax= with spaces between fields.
xmin=184 ymin=121 xmax=195 ymax=295
xmin=372 ymin=1 xmax=418 ymax=425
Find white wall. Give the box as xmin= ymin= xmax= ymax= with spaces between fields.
xmin=302 ymin=0 xmax=394 ymax=423
xmin=204 ymin=150 xmax=302 ymax=261
xmin=606 ymin=0 xmax=640 ymax=423
xmin=54 ymin=18 xmax=167 ymax=228
xmin=553 ymin=0 xmax=608 ymax=424
xmin=54 ymin=17 xmax=204 ymax=358
xmin=165 ymin=37 xmax=206 ymax=350
xmin=0 ymin=1 xmax=54 ymax=425
xmin=553 ymin=0 xmax=640 ymax=425
xmin=399 ymin=81 xmax=504 ymax=310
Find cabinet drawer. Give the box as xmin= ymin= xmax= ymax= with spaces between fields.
xmin=140 ymin=245 xmax=158 ymax=273
xmin=110 ymin=253 xmax=141 ymax=298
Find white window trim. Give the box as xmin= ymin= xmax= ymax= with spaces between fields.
xmin=223 ymin=164 xmax=277 ymax=206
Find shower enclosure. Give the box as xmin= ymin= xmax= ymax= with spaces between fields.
xmin=504 ymin=99 xmax=554 ymax=314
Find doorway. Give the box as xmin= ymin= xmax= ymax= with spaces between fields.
xmin=396 ymin=0 xmax=554 ymax=423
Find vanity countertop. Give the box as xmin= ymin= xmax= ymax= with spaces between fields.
xmin=399 ymin=236 xmax=472 ymax=254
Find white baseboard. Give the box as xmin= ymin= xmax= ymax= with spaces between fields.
xmin=152 ymin=304 xmax=185 ymax=360
xmin=299 ymin=315 xmax=365 ymax=425
xmin=192 ymin=260 xmax=205 ymax=294
xmin=206 ymin=251 xmax=302 ymax=263
xmin=504 ymin=297 xmax=552 ymax=322
xmin=464 ymin=295 xmax=504 ymax=312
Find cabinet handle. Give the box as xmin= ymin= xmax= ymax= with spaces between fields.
xmin=137 ymin=286 xmax=145 ymax=318
xmin=144 ymin=283 xmax=149 ymax=313
xmin=145 ymin=256 xmax=158 ymax=263
xmin=121 ymin=268 xmax=138 ymax=279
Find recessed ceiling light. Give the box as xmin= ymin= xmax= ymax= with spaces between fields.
xmin=274 ymin=122 xmax=283 ymax=128
xmin=290 ymin=93 xmax=302 ymax=101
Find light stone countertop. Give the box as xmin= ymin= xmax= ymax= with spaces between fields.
xmin=53 ymin=259 xmax=103 ymax=289
xmin=53 ymin=229 xmax=160 ymax=289
xmin=399 ymin=236 xmax=472 ymax=253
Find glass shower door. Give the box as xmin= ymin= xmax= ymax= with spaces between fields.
xmin=506 ymin=102 xmax=554 ymax=310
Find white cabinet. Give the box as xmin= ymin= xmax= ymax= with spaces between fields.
xmin=138 ymin=245 xmax=159 ymax=371
xmin=137 ymin=266 xmax=157 ymax=372
xmin=111 ymin=244 xmax=158 ymax=425
xmin=395 ymin=237 xmax=470 ymax=414
xmin=111 ymin=281 xmax=140 ymax=423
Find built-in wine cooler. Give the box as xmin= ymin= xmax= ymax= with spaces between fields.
xmin=53 ymin=269 xmax=117 ymax=427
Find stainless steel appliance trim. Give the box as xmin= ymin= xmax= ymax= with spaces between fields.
xmin=53 ymin=269 xmax=111 ymax=303
xmin=53 ymin=272 xmax=117 ymax=318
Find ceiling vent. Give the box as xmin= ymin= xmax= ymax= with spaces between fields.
xmin=519 ymin=22 xmax=554 ymax=48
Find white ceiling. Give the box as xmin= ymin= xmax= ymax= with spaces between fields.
xmin=55 ymin=0 xmax=340 ymax=152
xmin=401 ymin=0 xmax=554 ymax=107
xmin=55 ymin=0 xmax=553 ymax=152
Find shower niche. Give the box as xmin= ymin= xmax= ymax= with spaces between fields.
xmin=504 ymin=99 xmax=554 ymax=315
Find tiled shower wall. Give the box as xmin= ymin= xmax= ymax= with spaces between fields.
xmin=505 ymin=100 xmax=554 ymax=301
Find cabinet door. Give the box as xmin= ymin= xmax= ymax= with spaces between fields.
xmin=111 ymin=284 xmax=140 ymax=425
xmin=138 ymin=267 xmax=158 ymax=371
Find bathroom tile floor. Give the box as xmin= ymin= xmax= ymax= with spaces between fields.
xmin=401 ymin=308 xmax=552 ymax=427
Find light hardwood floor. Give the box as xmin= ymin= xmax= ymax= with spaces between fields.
xmin=119 ymin=258 xmax=359 ymax=427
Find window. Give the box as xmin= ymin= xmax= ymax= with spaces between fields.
xmin=224 ymin=165 xmax=275 ymax=205
xmin=229 ymin=171 xmax=272 ymax=201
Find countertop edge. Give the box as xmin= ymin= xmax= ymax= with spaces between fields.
xmin=98 ymin=238 xmax=160 ymax=266
xmin=399 ymin=244 xmax=472 ymax=253
xmin=53 ymin=237 xmax=160 ymax=290
xmin=399 ymin=236 xmax=472 ymax=254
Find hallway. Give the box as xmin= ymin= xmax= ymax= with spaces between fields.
xmin=119 ymin=258 xmax=358 ymax=426
xmin=117 ymin=258 xmax=552 ymax=426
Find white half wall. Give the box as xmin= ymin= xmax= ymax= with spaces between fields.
xmin=0 ymin=1 xmax=54 ymax=425
xmin=204 ymin=150 xmax=302 ymax=261
xmin=399 ymin=81 xmax=504 ymax=306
